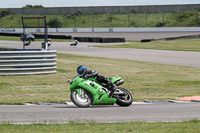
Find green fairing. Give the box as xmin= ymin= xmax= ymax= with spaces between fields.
xmin=109 ymin=76 xmax=122 ymax=83
xmin=70 ymin=76 xmax=117 ymax=105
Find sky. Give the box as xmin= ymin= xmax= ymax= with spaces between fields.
xmin=0 ymin=0 xmax=200 ymax=8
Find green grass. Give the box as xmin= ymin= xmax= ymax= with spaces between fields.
xmin=1 ymin=10 xmax=200 ymax=28
xmin=0 ymin=36 xmax=22 ymax=41
xmin=0 ymin=53 xmax=200 ymax=104
xmin=93 ymin=39 xmax=200 ymax=52
xmin=0 ymin=36 xmax=73 ymax=42
xmin=0 ymin=120 xmax=200 ymax=133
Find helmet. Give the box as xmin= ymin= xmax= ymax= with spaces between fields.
xmin=77 ymin=65 xmax=87 ymax=75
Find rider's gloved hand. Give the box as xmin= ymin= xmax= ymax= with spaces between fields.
xmin=84 ymin=75 xmax=90 ymax=79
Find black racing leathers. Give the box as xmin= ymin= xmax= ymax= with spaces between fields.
xmin=83 ymin=70 xmax=98 ymax=79
xmin=82 ymin=70 xmax=115 ymax=91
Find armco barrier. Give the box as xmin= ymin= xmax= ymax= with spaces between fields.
xmin=0 ymin=49 xmax=57 ymax=75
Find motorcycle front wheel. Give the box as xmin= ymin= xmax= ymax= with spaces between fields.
xmin=70 ymin=90 xmax=92 ymax=108
xmin=115 ymin=87 xmax=133 ymax=107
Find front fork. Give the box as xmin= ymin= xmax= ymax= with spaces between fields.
xmin=80 ymin=89 xmax=86 ymax=98
xmin=73 ymin=88 xmax=86 ymax=98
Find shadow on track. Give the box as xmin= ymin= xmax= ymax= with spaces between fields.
xmin=53 ymin=105 xmax=127 ymax=109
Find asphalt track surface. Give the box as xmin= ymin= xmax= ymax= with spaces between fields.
xmin=0 ymin=40 xmax=200 ymax=67
xmin=0 ymin=32 xmax=200 ymax=123
xmin=0 ymin=103 xmax=200 ymax=123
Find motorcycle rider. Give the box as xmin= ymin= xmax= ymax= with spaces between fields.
xmin=77 ymin=65 xmax=116 ymax=95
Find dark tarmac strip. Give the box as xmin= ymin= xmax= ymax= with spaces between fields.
xmin=0 ymin=103 xmax=200 ymax=123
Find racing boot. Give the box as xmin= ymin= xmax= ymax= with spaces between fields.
xmin=108 ymin=82 xmax=117 ymax=97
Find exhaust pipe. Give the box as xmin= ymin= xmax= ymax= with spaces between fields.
xmin=115 ymin=80 xmax=124 ymax=86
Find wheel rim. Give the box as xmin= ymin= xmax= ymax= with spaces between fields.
xmin=73 ymin=91 xmax=90 ymax=105
xmin=118 ymin=89 xmax=132 ymax=102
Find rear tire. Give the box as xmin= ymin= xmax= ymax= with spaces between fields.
xmin=115 ymin=88 xmax=133 ymax=107
xmin=70 ymin=90 xmax=92 ymax=108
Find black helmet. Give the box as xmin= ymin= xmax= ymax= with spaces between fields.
xmin=77 ymin=65 xmax=87 ymax=75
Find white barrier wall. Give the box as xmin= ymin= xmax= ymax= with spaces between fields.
xmin=1 ymin=27 xmax=200 ymax=33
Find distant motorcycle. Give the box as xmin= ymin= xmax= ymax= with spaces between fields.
xmin=41 ymin=39 xmax=52 ymax=49
xmin=20 ymin=34 xmax=35 ymax=46
xmin=68 ymin=75 xmax=133 ymax=108
xmin=70 ymin=40 xmax=79 ymax=46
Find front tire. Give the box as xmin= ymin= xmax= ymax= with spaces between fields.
xmin=70 ymin=90 xmax=92 ymax=108
xmin=115 ymin=88 xmax=133 ymax=107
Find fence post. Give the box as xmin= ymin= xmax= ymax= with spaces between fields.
xmin=19 ymin=17 xmax=21 ymax=27
xmin=145 ymin=13 xmax=148 ymax=27
xmin=92 ymin=14 xmax=94 ymax=27
xmin=1 ymin=18 xmax=2 ymax=28
xmin=110 ymin=14 xmax=112 ymax=27
xmin=38 ymin=17 xmax=40 ymax=27
xmin=128 ymin=14 xmax=130 ymax=27
xmin=162 ymin=13 xmax=165 ymax=24
xmin=74 ymin=15 xmax=77 ymax=27
xmin=179 ymin=13 xmax=182 ymax=25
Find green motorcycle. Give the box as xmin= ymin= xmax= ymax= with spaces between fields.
xmin=68 ymin=75 xmax=133 ymax=108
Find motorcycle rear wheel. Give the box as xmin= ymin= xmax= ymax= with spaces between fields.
xmin=70 ymin=90 xmax=92 ymax=108
xmin=115 ymin=87 xmax=133 ymax=106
